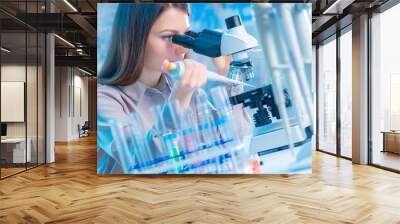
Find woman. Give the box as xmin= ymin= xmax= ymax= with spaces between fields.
xmin=97 ymin=3 xmax=250 ymax=174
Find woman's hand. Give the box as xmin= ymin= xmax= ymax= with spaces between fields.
xmin=163 ymin=59 xmax=207 ymax=108
xmin=212 ymin=55 xmax=232 ymax=76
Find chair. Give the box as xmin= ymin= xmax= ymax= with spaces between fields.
xmin=78 ymin=121 xmax=90 ymax=138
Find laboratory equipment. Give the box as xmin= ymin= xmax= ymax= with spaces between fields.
xmin=253 ymin=3 xmax=313 ymax=133
xmin=103 ymin=4 xmax=314 ymax=174
xmin=194 ymin=93 xmax=221 ymax=148
xmin=238 ymin=3 xmax=313 ymax=163
xmin=166 ymin=61 xmax=255 ymax=87
xmin=172 ymin=15 xmax=258 ymax=84
xmin=171 ymin=10 xmax=312 ymax=158
xmin=229 ymin=85 xmax=313 ymax=156
xmin=164 ymin=101 xmax=187 ymax=173
xmin=105 ymin=94 xmax=257 ymax=174
xmin=108 ymin=118 xmax=136 ymax=173
xmin=149 ymin=104 xmax=181 ymax=173
xmin=127 ymin=112 xmax=153 ymax=170
xmin=180 ymin=108 xmax=199 ymax=154
xmin=209 ymin=86 xmax=241 ymax=144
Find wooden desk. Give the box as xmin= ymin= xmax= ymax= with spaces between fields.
xmin=1 ymin=138 xmax=31 ymax=163
xmin=382 ymin=131 xmax=400 ymax=154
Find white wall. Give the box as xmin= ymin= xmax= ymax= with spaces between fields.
xmin=54 ymin=67 xmax=89 ymax=141
xmin=55 ymin=66 xmax=69 ymax=141
xmin=1 ymin=65 xmax=26 ymax=139
xmin=1 ymin=65 xmax=26 ymax=81
xmin=1 ymin=63 xmax=46 ymax=164
xmin=71 ymin=72 xmax=89 ymax=139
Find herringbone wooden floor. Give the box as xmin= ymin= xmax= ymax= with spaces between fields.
xmin=1 ymin=134 xmax=400 ymax=224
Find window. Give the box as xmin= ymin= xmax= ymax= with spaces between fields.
xmin=371 ymin=3 xmax=400 ymax=171
xmin=0 ymin=0 xmax=47 ymax=179
xmin=318 ymin=36 xmax=337 ymax=154
xmin=339 ymin=28 xmax=352 ymax=158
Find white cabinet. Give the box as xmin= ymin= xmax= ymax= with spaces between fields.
xmin=1 ymin=138 xmax=31 ymax=163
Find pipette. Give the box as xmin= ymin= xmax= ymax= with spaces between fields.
xmin=166 ymin=61 xmax=255 ymax=87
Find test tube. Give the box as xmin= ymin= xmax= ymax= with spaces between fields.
xmin=194 ymin=93 xmax=220 ymax=148
xmin=157 ymin=101 xmax=186 ymax=173
xmin=197 ymin=93 xmax=226 ymax=173
xmin=163 ymin=100 xmax=183 ymax=130
xmin=210 ymin=86 xmax=236 ymax=142
xmin=208 ymin=87 xmax=230 ymax=173
xmin=108 ymin=118 xmax=135 ymax=173
xmin=149 ymin=105 xmax=171 ymax=168
xmin=127 ymin=112 xmax=154 ymax=171
xmin=210 ymin=86 xmax=242 ymax=171
xmin=164 ymin=101 xmax=184 ymax=155
xmin=182 ymin=110 xmax=206 ymax=174
xmin=181 ymin=108 xmax=199 ymax=155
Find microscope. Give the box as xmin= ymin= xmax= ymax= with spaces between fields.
xmin=172 ymin=15 xmax=313 ymax=156
xmin=229 ymin=85 xmax=313 ymax=156
xmin=172 ymin=15 xmax=258 ymax=82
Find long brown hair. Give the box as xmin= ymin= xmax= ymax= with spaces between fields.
xmin=98 ymin=3 xmax=190 ymax=85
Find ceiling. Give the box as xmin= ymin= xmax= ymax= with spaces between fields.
xmin=1 ymin=0 xmax=99 ymax=74
xmin=311 ymin=0 xmax=391 ymax=44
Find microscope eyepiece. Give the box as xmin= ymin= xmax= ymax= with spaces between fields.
xmin=184 ymin=30 xmax=199 ymax=38
xmin=225 ymin=15 xmax=242 ymax=29
xmin=171 ymin=34 xmax=195 ymax=49
xmin=171 ymin=30 xmax=223 ymax=57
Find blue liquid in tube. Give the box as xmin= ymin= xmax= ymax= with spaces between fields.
xmin=162 ymin=101 xmax=186 ymax=173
